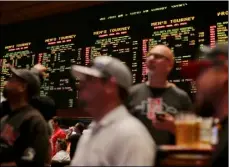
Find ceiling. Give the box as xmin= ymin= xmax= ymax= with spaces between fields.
xmin=0 ymin=1 xmax=104 ymax=25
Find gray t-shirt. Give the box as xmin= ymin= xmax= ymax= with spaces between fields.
xmin=127 ymin=83 xmax=192 ymax=145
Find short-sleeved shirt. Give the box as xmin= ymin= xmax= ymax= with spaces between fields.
xmin=51 ymin=127 xmax=66 ymax=156
xmin=0 ymin=105 xmax=50 ymax=167
xmin=71 ymin=105 xmax=156 ymax=166
xmin=127 ymin=83 xmax=192 ymax=145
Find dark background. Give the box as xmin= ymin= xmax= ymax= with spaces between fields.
xmin=0 ymin=1 xmax=228 ymax=117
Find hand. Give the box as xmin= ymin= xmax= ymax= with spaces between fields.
xmin=5 ymin=64 xmax=13 ymax=69
xmin=69 ymin=127 xmax=74 ymax=131
xmin=152 ymin=113 xmax=175 ymax=134
xmin=33 ymin=64 xmax=47 ymax=73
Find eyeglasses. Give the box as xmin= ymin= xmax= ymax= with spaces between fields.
xmin=146 ymin=52 xmax=170 ymax=61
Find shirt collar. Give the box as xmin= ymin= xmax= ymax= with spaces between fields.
xmin=90 ymin=105 xmax=128 ymax=129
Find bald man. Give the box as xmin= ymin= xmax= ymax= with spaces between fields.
xmin=127 ymin=45 xmax=192 ymax=145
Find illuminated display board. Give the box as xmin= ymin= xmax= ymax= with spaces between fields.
xmin=0 ymin=42 xmax=36 ymax=92
xmin=40 ymin=35 xmax=82 ymax=108
xmin=86 ymin=26 xmax=141 ymax=83
xmin=0 ymin=2 xmax=228 ymax=108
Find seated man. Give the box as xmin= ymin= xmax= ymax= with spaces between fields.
xmin=52 ymin=139 xmax=70 ymax=162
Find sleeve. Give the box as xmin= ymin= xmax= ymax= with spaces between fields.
xmin=19 ymin=117 xmax=50 ymax=167
xmin=66 ymin=134 xmax=73 ymax=142
xmin=51 ymin=152 xmax=61 ymax=162
xmin=180 ymin=92 xmax=193 ymax=111
xmin=125 ymin=87 xmax=136 ymax=112
xmin=113 ymin=136 xmax=156 ymax=166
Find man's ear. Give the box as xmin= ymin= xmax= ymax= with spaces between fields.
xmin=19 ymin=83 xmax=27 ymax=93
xmin=104 ymin=77 xmax=117 ymax=94
xmin=166 ymin=59 xmax=174 ymax=72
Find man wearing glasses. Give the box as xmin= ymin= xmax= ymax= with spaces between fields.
xmin=127 ymin=45 xmax=192 ymax=145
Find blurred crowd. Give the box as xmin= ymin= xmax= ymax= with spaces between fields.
xmin=0 ymin=43 xmax=227 ymax=167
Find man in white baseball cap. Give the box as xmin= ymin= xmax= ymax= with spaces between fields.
xmin=71 ymin=56 xmax=155 ymax=166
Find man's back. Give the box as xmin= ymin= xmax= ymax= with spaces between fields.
xmin=71 ymin=105 xmax=155 ymax=166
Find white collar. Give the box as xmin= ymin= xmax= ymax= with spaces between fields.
xmin=90 ymin=105 xmax=128 ymax=129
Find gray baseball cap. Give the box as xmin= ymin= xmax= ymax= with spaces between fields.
xmin=71 ymin=56 xmax=132 ymax=90
xmin=10 ymin=67 xmax=41 ymax=97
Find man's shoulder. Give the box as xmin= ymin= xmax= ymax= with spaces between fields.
xmin=168 ymin=86 xmax=190 ymax=98
xmin=115 ymin=113 xmax=153 ymax=140
xmin=34 ymin=96 xmax=55 ymax=106
xmin=57 ymin=128 xmax=66 ymax=136
xmin=129 ymin=83 xmax=147 ymax=94
xmin=26 ymin=106 xmax=46 ymax=120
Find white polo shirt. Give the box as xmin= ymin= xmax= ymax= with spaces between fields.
xmin=71 ymin=105 xmax=156 ymax=166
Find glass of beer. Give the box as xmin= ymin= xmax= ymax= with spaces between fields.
xmin=175 ymin=113 xmax=201 ymax=148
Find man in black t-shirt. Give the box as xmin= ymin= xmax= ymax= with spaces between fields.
xmin=127 ymin=45 xmax=192 ymax=145
xmin=0 ymin=67 xmax=50 ymax=167
xmin=0 ymin=64 xmax=56 ymax=122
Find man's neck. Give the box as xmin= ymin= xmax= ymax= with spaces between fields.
xmin=147 ymin=76 xmax=169 ymax=88
xmin=9 ymin=100 xmax=28 ymax=111
xmin=54 ymin=126 xmax=60 ymax=131
xmin=94 ymin=101 xmax=121 ymax=122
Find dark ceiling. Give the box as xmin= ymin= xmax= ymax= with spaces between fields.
xmin=0 ymin=1 xmax=104 ymax=25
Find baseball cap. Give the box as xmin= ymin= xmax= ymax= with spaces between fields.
xmin=71 ymin=56 xmax=132 ymax=90
xmin=180 ymin=43 xmax=228 ymax=79
xmin=10 ymin=67 xmax=41 ymax=97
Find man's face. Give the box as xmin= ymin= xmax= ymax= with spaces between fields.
xmin=51 ymin=120 xmax=58 ymax=129
xmin=78 ymin=75 xmax=105 ymax=110
xmin=195 ymin=65 xmax=228 ymax=117
xmin=146 ymin=46 xmax=174 ymax=77
xmin=4 ymin=75 xmax=26 ymax=100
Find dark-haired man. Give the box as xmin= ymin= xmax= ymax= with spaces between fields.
xmin=66 ymin=123 xmax=85 ymax=159
xmin=51 ymin=116 xmax=66 ymax=156
xmin=70 ymin=56 xmax=155 ymax=166
xmin=52 ymin=139 xmax=70 ymax=162
xmin=0 ymin=67 xmax=50 ymax=167
xmin=0 ymin=64 xmax=56 ymax=122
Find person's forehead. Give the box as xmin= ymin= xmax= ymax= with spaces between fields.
xmin=149 ymin=46 xmax=174 ymax=60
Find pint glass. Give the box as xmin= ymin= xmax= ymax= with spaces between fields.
xmin=175 ymin=114 xmax=200 ymax=147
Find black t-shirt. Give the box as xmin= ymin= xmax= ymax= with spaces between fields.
xmin=127 ymin=83 xmax=192 ymax=145
xmin=0 ymin=105 xmax=50 ymax=167
xmin=30 ymin=96 xmax=56 ymax=121
xmin=0 ymin=101 xmax=10 ymax=119
xmin=211 ymin=117 xmax=228 ymax=167
xmin=0 ymin=96 xmax=56 ymax=122
xmin=67 ymin=133 xmax=81 ymax=159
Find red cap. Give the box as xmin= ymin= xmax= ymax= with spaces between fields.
xmin=179 ymin=60 xmax=213 ymax=80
